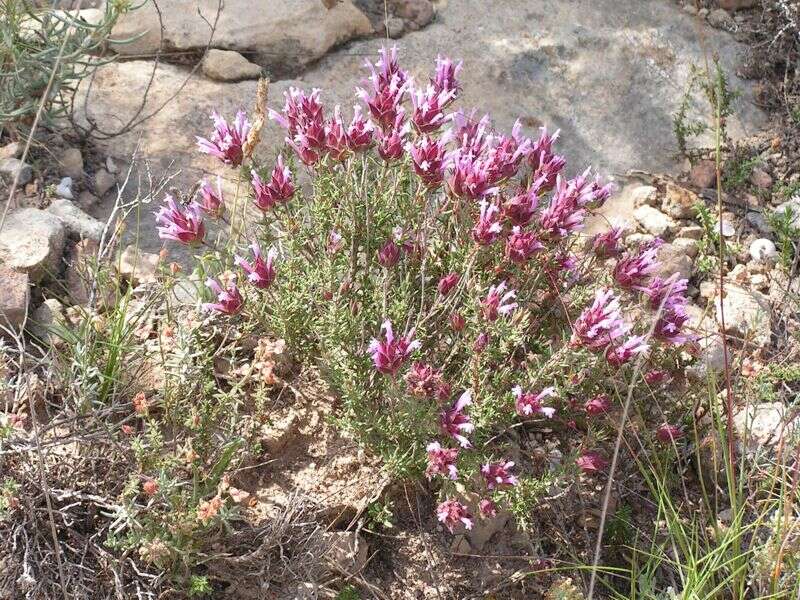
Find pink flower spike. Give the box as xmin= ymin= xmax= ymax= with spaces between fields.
xmin=450 ymin=312 xmax=466 ymax=332
xmin=571 ymin=288 xmax=628 ymax=351
xmin=653 ymin=305 xmax=691 ymax=346
xmin=539 ymin=175 xmax=586 ymax=239
xmin=411 ymin=84 xmax=456 ymax=133
xmin=408 ymin=136 xmax=448 ymax=187
xmin=471 ymin=200 xmax=503 ymax=246
xmin=345 ymin=105 xmax=375 ymax=151
xmin=425 ymin=442 xmax=459 ymax=480
xmin=268 ymin=87 xmax=325 ymax=137
xmin=406 ymin=362 xmax=443 ymax=398
xmin=656 ymin=423 xmax=684 ymax=444
xmin=367 ymin=319 xmax=421 ymax=376
xmin=197 ymin=176 xmax=225 ymax=218
xmin=376 ymin=111 xmax=410 ymax=161
xmin=592 ymin=227 xmax=624 ymax=258
xmin=513 ymin=385 xmax=556 ymax=418
xmin=202 ymin=278 xmax=244 ymax=315
xmin=481 ymin=281 xmax=518 ymax=321
xmin=234 ymin=242 xmax=277 ymax=289
xmin=585 ymin=394 xmax=611 ymax=416
xmin=478 ymin=498 xmax=498 ymax=519
xmin=196 ymin=110 xmax=250 ymax=167
xmin=503 ymin=184 xmax=541 ymax=227
xmin=357 ymin=49 xmax=408 ymax=131
xmin=505 ymin=226 xmax=544 ymax=263
xmin=431 ymin=55 xmax=462 ymax=98
xmin=440 ymin=390 xmax=474 ymax=448
xmin=641 ymin=272 xmax=689 ymax=311
xmin=437 ymin=499 xmax=473 ymax=533
xmin=437 ymin=272 xmax=460 ymax=296
xmin=251 ymin=157 xmax=294 ymax=212
xmin=324 ymin=105 xmax=349 ymax=161
xmin=327 ymin=230 xmax=344 ymax=254
xmin=576 ymin=451 xmax=608 ymax=474
xmin=644 ymin=370 xmax=670 ymax=386
xmin=155 ymin=196 xmax=206 ymax=246
xmin=605 ymin=335 xmax=649 ymax=367
xmin=481 ymin=460 xmax=518 ymax=490
xmin=377 ymin=238 xmax=402 ymax=268
xmin=613 ymin=239 xmax=662 ymax=289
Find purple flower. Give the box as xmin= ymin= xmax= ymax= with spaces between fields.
xmin=528 ymin=127 xmax=565 ymax=190
xmin=437 ymin=499 xmax=473 ymax=533
xmin=641 ymin=273 xmax=688 ymax=311
xmin=196 ymin=110 xmax=250 ymax=167
xmin=411 ymin=84 xmax=456 ymax=133
xmin=425 ymin=442 xmax=458 ymax=480
xmin=376 ymin=112 xmax=410 ymax=161
xmin=234 ymin=242 xmax=276 ymax=289
xmin=450 ymin=312 xmax=466 ymax=332
xmin=440 ymin=390 xmax=474 ymax=448
xmin=585 ymin=176 xmax=615 ymax=209
xmin=478 ymin=499 xmax=497 ymax=519
xmin=251 ymin=157 xmax=295 ymax=212
xmin=447 ymin=151 xmax=500 ymax=200
xmin=644 ymin=370 xmax=670 ymax=385
xmin=576 ymin=451 xmax=607 ymax=474
xmin=408 ymin=136 xmax=448 ymax=187
xmin=473 ymin=331 xmax=489 ymax=352
xmin=197 ymin=176 xmax=225 ymax=218
xmin=471 ymin=200 xmax=503 ymax=246
xmin=653 ymin=305 xmax=690 ymax=345
xmin=605 ymin=335 xmax=649 ymax=367
xmin=345 ymin=105 xmax=374 ymax=151
xmin=487 ymin=120 xmax=531 ymax=180
xmin=539 ymin=175 xmax=586 ymax=238
xmin=613 ymin=240 xmax=662 ymax=289
xmin=155 ymin=196 xmax=205 ymax=245
xmin=377 ymin=238 xmax=402 ymax=268
xmin=503 ymin=183 xmax=541 ymax=227
xmin=513 ymin=385 xmax=556 ymax=418
xmin=505 ymin=226 xmax=544 ymax=263
xmin=203 ymin=278 xmax=244 ymax=315
xmin=358 ymin=48 xmax=408 ymax=131
xmin=584 ymin=394 xmax=611 ymax=416
xmin=327 ymin=230 xmax=344 ymax=254
xmin=481 ymin=460 xmax=518 ymax=490
xmin=451 ymin=110 xmax=492 ymax=157
xmin=431 ymin=55 xmax=462 ymax=98
xmin=592 ymin=227 xmax=624 ymax=258
xmin=324 ymin=105 xmax=349 ymax=161
xmin=269 ymin=87 xmax=325 ymax=137
xmin=437 ymin=272 xmax=460 ymax=296
xmin=656 ymin=423 xmax=684 ymax=444
xmin=367 ymin=320 xmax=421 ymax=376
xmin=481 ymin=281 xmax=518 ymax=321
xmin=369 ymin=46 xmax=408 ymax=89
xmin=571 ymin=288 xmax=628 ymax=351
xmin=406 ymin=362 xmax=443 ymax=398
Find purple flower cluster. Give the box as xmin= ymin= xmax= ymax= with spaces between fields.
xmin=367 ymin=319 xmax=421 ymax=376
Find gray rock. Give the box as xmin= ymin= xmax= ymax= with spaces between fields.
xmin=708 ymin=8 xmax=735 ymax=30
xmin=634 ymin=205 xmax=676 ymax=237
xmin=59 ymin=147 xmax=84 ymax=179
xmin=714 ymin=285 xmax=770 ymax=346
xmin=385 ymin=16 xmax=405 ymax=38
xmin=689 ymin=159 xmax=716 ymax=188
xmin=672 ymin=237 xmax=699 ymax=258
xmin=719 ymin=211 xmax=737 ymax=237
xmin=110 ymin=0 xmax=372 ymax=74
xmin=0 ymin=265 xmax=29 ymax=333
xmin=55 ymin=176 xmax=74 ymax=200
xmin=391 ymin=0 xmax=434 ymax=30
xmin=657 ymin=242 xmax=693 ymax=280
xmin=94 ymin=168 xmax=116 ymax=196
xmin=0 ymin=142 xmax=21 ymax=159
xmin=677 ymin=225 xmax=704 ymax=240
xmin=77 ymin=190 xmax=100 ymax=211
xmin=29 ymin=298 xmax=66 ymax=345
xmin=749 ymin=167 xmax=773 ymax=190
xmin=47 ymin=199 xmax=105 ymax=241
xmin=663 ymin=183 xmax=699 ymax=219
xmin=201 ymin=49 xmax=262 ymax=82
xmin=734 ymin=403 xmax=796 ymax=451
xmin=745 ymin=211 xmax=772 ymax=234
xmin=0 ymin=209 xmax=65 ymax=283
xmin=468 ymin=509 xmax=510 ymax=551
xmin=0 ymin=157 xmax=33 ymax=185
xmin=631 ymin=185 xmax=659 ymax=208
xmin=749 ymin=238 xmax=777 ymax=263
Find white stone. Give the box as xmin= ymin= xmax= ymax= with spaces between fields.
xmin=734 ymin=403 xmax=796 ymax=451
xmin=630 ymin=185 xmax=659 ymax=208
xmin=47 ymin=199 xmax=105 ymax=241
xmin=749 ymin=238 xmax=777 ymax=263
xmin=55 ymin=176 xmax=74 ymax=199
xmin=0 ymin=157 xmax=32 ymax=185
xmin=201 ymin=49 xmax=262 ymax=82
xmin=714 ymin=285 xmax=770 ymax=346
xmin=0 ymin=209 xmax=66 ymax=283
xmin=634 ymin=205 xmax=676 ymax=237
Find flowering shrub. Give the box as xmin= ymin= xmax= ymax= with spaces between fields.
xmin=158 ymin=48 xmax=694 ymax=533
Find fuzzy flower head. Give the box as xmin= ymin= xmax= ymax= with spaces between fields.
xmin=503 ymin=183 xmax=541 ymax=227
xmin=431 ymin=55 xmax=462 ymax=98
xmin=405 ymin=362 xmax=443 ymax=398
xmin=197 ymin=176 xmax=225 ymax=218
xmin=481 ymin=460 xmax=518 ymax=490
xmin=653 ymin=305 xmax=691 ymax=346
xmin=571 ymin=288 xmax=628 ymax=351
xmin=440 ymin=390 xmax=474 ymax=448
xmin=377 ymin=238 xmax=403 ymax=268
xmin=539 ymin=175 xmax=586 ymax=238
xmin=481 ymin=281 xmax=518 ymax=321
xmin=234 ymin=242 xmax=277 ymax=289
xmin=155 ymin=196 xmax=206 ymax=245
xmin=478 ymin=498 xmax=498 ymax=519
xmin=324 ymin=105 xmax=349 ymax=161
xmin=451 ymin=110 xmax=492 ymax=157
xmin=613 ymin=239 xmax=663 ymax=289
xmin=425 ymin=442 xmax=458 ymax=480
xmin=529 ymin=128 xmax=565 ymax=190
xmin=447 ymin=151 xmax=500 ymax=200
xmin=411 ymin=84 xmax=456 ymax=133
xmin=576 ymin=451 xmax=608 ymax=474
xmin=471 ymin=200 xmax=504 ymax=245
xmin=605 ymin=335 xmax=649 ymax=367
xmin=358 ymin=48 xmax=408 ymax=131
xmin=450 ymin=312 xmax=466 ymax=332
xmin=641 ymin=273 xmax=689 ymax=311
xmin=592 ymin=227 xmax=624 ymax=258
xmin=487 ymin=120 xmax=531 ymax=180
xmin=408 ymin=135 xmax=449 ymax=187
xmin=437 ymin=272 xmax=460 ymax=296
xmin=376 ymin=111 xmax=410 ymax=161
xmin=505 ymin=226 xmax=544 ymax=263
xmin=269 ymin=87 xmax=325 ymax=137
xmin=585 ymin=394 xmax=611 ymax=416
xmin=513 ymin=385 xmax=556 ymax=418
xmin=644 ymin=370 xmax=670 ymax=386
xmin=437 ymin=499 xmax=473 ymax=533
xmin=345 ymin=105 xmax=375 ymax=151
xmin=656 ymin=423 xmax=684 ymax=444
xmin=251 ymin=157 xmax=294 ymax=211
xmin=367 ymin=319 xmax=420 ymax=376
xmin=197 ymin=110 xmax=250 ymax=167
xmin=203 ymin=277 xmax=244 ymax=315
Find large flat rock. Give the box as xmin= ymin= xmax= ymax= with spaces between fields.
xmin=75 ymin=0 xmax=766 ymax=261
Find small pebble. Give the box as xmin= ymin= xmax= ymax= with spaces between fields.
xmin=749 ymin=238 xmax=777 ymax=263
xmin=55 ymin=176 xmax=74 ymax=199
